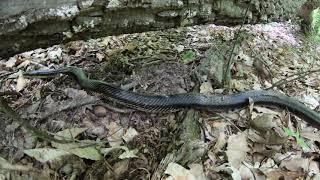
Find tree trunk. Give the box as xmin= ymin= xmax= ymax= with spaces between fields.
xmin=0 ymin=0 xmax=307 ymax=58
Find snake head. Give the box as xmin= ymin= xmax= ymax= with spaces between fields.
xmin=24 ymin=66 xmax=89 ymax=86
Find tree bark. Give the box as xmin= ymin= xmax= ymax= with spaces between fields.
xmin=0 ymin=0 xmax=307 ymax=58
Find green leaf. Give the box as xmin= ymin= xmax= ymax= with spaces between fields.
xmin=181 ymin=50 xmax=196 ymax=63
xmin=296 ymin=137 xmax=310 ymax=151
xmin=287 ymin=47 xmax=294 ymax=54
xmin=311 ymin=8 xmax=320 ymax=30
xmin=283 ymin=127 xmax=294 ymax=136
xmin=283 ymin=128 xmax=310 ymax=152
xmin=310 ymin=8 xmax=320 ymax=41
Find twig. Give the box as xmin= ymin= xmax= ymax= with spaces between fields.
xmin=99 ymin=102 xmax=134 ymax=113
xmin=265 ymin=68 xmax=320 ymax=90
xmin=223 ymin=0 xmax=252 ymax=85
xmin=0 ymin=91 xmax=20 ymax=96
xmin=0 ymin=71 xmax=16 ymax=78
xmin=215 ymin=114 xmax=242 ymax=132
xmin=130 ymin=168 xmax=151 ymax=180
xmin=36 ymin=98 xmax=101 ymax=120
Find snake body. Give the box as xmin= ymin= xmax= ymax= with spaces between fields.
xmin=24 ymin=67 xmax=320 ymax=129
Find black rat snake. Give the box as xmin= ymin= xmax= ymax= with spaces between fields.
xmin=24 ymin=66 xmax=320 ymax=129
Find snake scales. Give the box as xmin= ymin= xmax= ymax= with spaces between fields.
xmin=24 ymin=66 xmax=320 ymax=129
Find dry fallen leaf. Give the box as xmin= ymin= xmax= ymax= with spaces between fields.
xmin=309 ymin=160 xmax=320 ymax=175
xmin=23 ymin=148 xmax=71 ymax=163
xmin=301 ymin=93 xmax=319 ymax=109
xmin=17 ymin=59 xmax=30 ymax=69
xmin=58 ymin=128 xmax=87 ymax=139
xmin=280 ymin=157 xmax=309 ymax=172
xmin=199 ymin=81 xmax=214 ymax=94
xmin=101 ymin=146 xmax=138 ymax=159
xmin=5 ymin=57 xmax=17 ymax=68
xmin=51 ymin=128 xmax=102 ymax=161
xmin=107 ymin=122 xmax=125 ymax=147
xmin=164 ymin=162 xmax=206 ymax=180
xmin=264 ymin=169 xmax=304 ymax=180
xmin=214 ymin=164 xmax=242 ymax=180
xmin=226 ymin=132 xmax=250 ymax=169
xmin=300 ymin=127 xmax=320 ymax=142
xmin=251 ymin=114 xmax=276 ymax=131
xmin=43 ymin=95 xmax=59 ymax=114
xmin=188 ymin=164 xmax=206 ymax=180
xmin=104 ymin=159 xmax=129 ymax=179
xmin=231 ymin=80 xmax=246 ymax=91
xmin=96 ymin=52 xmax=105 ymax=61
xmin=16 ymin=72 xmax=28 ymax=92
xmin=260 ymin=158 xmax=277 ymax=170
xmin=253 ymin=59 xmax=272 ymax=81
xmin=239 ymin=164 xmax=254 ymax=180
xmin=249 ymin=114 xmax=286 ymax=144
xmin=0 ymin=157 xmax=32 ymax=171
xmin=165 ymin=162 xmax=190 ymax=180
xmin=122 ymin=127 xmax=139 ymax=143
xmin=211 ymin=131 xmax=227 ymax=153
xmin=69 ymin=146 xmax=103 ymax=161
xmin=47 ymin=47 xmax=62 ymax=61
xmin=100 ymin=37 xmax=110 ymax=47
xmin=175 ymin=45 xmax=185 ymax=52
xmin=64 ymin=88 xmax=88 ymax=99
xmin=118 ymin=148 xmax=138 ymax=159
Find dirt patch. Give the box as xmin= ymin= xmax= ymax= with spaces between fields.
xmin=134 ymin=62 xmax=193 ymax=94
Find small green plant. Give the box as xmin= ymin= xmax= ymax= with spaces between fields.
xmin=283 ymin=127 xmax=310 ymax=151
xmin=286 ymin=47 xmax=295 ymax=54
xmin=180 ymin=50 xmax=196 ymax=64
xmin=311 ymin=8 xmax=320 ymax=32
xmin=309 ymin=7 xmax=320 ymax=42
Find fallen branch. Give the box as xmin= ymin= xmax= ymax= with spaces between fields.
xmin=266 ymin=68 xmax=320 ymax=90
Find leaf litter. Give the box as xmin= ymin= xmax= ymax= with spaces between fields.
xmin=0 ymin=21 xmax=319 ymax=179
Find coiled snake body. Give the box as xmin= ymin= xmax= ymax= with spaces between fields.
xmin=24 ymin=67 xmax=320 ymax=129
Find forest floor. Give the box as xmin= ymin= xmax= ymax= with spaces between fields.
xmin=0 ymin=21 xmax=320 ymax=179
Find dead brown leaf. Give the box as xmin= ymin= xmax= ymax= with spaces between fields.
xmin=265 ymin=170 xmax=304 ymax=180
xmin=226 ymin=132 xmax=250 ymax=169
xmin=16 ymin=72 xmax=28 ymax=92
xmin=5 ymin=57 xmax=17 ymax=68
xmin=280 ymin=157 xmax=309 ymax=172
